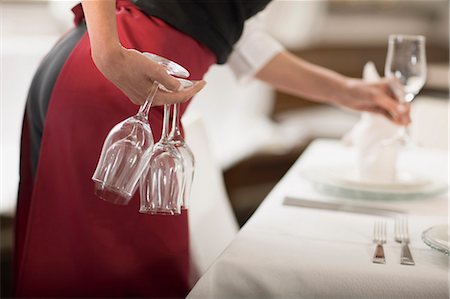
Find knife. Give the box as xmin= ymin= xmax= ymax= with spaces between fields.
xmin=283 ymin=196 xmax=405 ymax=217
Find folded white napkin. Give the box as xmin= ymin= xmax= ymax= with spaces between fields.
xmin=344 ymin=62 xmax=401 ymax=182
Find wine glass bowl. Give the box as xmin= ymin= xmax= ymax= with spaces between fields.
xmin=172 ymin=142 xmax=194 ymax=209
xmin=169 ymin=103 xmax=195 ymax=209
xmin=139 ymin=139 xmax=184 ymax=215
xmin=385 ymin=34 xmax=427 ymax=103
xmin=384 ymin=34 xmax=427 ymax=145
xmin=93 ymin=115 xmax=154 ymax=205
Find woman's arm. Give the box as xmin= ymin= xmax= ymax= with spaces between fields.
xmin=81 ymin=0 xmax=120 ymax=61
xmin=255 ymin=51 xmax=409 ymax=125
xmin=81 ymin=0 xmax=205 ymax=106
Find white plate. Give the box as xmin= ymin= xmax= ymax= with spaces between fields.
xmin=422 ymin=225 xmax=449 ymax=255
xmin=317 ymin=166 xmax=431 ymax=192
xmin=301 ymin=166 xmax=448 ymax=200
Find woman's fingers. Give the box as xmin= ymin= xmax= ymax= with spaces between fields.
xmin=399 ymin=102 xmax=411 ymax=124
xmin=365 ymin=106 xmax=396 ymax=122
xmin=152 ymin=80 xmax=206 ymax=106
xmin=119 ymin=79 xmax=206 ymax=106
xmin=128 ymin=49 xmax=182 ymax=92
xmin=96 ymin=47 xmax=206 ymax=106
xmin=385 ymin=77 xmax=405 ymax=101
xmin=369 ymin=81 xmax=410 ymax=125
xmin=367 ymin=104 xmax=410 ymax=126
xmin=374 ymin=94 xmax=402 ymax=122
xmin=149 ymin=64 xmax=182 ymax=91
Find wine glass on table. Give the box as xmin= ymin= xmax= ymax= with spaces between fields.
xmin=92 ymin=53 xmax=190 ymax=205
xmin=384 ymin=34 xmax=427 ymax=145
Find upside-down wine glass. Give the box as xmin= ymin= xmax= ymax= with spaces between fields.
xmin=169 ymin=103 xmax=195 ymax=209
xmin=139 ymin=79 xmax=193 ymax=215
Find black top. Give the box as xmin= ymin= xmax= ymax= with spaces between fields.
xmin=131 ymin=0 xmax=271 ymax=64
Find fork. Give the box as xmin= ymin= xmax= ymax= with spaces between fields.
xmin=372 ymin=221 xmax=387 ymax=264
xmin=395 ymin=216 xmax=415 ymax=265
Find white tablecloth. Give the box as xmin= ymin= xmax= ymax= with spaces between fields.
xmin=188 ymin=139 xmax=449 ymax=299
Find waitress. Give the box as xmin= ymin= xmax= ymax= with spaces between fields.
xmin=14 ymin=0 xmax=409 ymax=297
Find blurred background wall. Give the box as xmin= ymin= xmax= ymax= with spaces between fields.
xmin=1 ymin=1 xmax=448 ymax=297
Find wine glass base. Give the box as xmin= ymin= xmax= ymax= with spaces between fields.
xmin=381 ymin=130 xmax=416 ymax=149
xmin=94 ymin=184 xmax=132 ymax=205
xmin=139 ymin=207 xmax=181 ymax=215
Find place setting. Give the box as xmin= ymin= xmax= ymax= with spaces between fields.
xmin=287 ymin=34 xmax=449 ymax=260
xmin=302 ymin=36 xmax=446 ymax=200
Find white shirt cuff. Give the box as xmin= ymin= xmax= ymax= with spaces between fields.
xmin=227 ymin=14 xmax=284 ymax=83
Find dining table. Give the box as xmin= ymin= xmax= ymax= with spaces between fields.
xmin=187 ymin=138 xmax=449 ymax=299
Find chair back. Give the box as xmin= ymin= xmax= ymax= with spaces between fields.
xmin=182 ymin=112 xmax=239 ymax=285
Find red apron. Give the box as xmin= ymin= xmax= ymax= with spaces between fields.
xmin=14 ymin=1 xmax=215 ymax=297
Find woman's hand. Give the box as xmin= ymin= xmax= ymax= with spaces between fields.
xmin=82 ymin=0 xmax=205 ymax=107
xmin=256 ymin=51 xmax=410 ymax=125
xmin=92 ymin=46 xmax=206 ymax=106
xmin=338 ymin=78 xmax=410 ymax=125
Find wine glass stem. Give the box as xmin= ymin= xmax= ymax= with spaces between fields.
xmin=399 ymin=125 xmax=408 ymax=138
xmin=161 ymin=104 xmax=171 ymax=141
xmin=398 ymin=98 xmax=412 ymax=143
xmin=138 ymin=81 xmax=159 ymax=119
xmin=170 ymin=103 xmax=182 ymax=137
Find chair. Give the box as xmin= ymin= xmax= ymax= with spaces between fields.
xmin=182 ymin=112 xmax=239 ymax=286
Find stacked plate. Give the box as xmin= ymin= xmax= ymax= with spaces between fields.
xmin=301 ymin=165 xmax=448 ymax=201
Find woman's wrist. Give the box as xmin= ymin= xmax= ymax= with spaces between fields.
xmin=81 ymin=0 xmax=121 ymax=69
xmin=335 ymin=78 xmax=366 ymax=107
xmin=91 ymin=40 xmax=123 ymax=69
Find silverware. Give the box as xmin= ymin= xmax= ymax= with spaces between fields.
xmin=372 ymin=221 xmax=387 ymax=264
xmin=395 ymin=216 xmax=415 ymax=265
xmin=283 ymin=197 xmax=405 ymax=217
